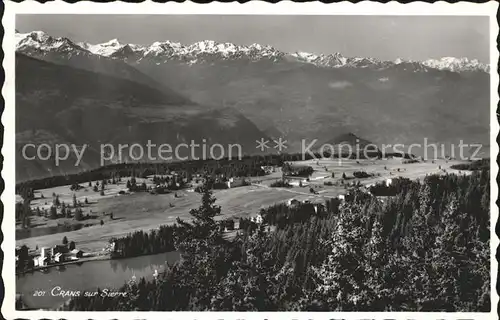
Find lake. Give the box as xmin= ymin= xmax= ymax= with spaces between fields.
xmin=16 ymin=251 xmax=181 ymax=310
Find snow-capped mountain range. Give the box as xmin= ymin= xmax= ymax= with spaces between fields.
xmin=16 ymin=30 xmax=490 ymax=73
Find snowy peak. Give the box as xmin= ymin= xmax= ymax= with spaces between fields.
xmin=290 ymin=51 xmax=347 ymax=67
xmin=16 ymin=30 xmax=88 ymax=54
xmin=15 ymin=30 xmax=489 ymax=73
xmin=78 ymin=38 xmax=140 ymax=57
xmin=16 ymin=30 xmax=50 ymax=44
xmin=423 ymin=57 xmax=489 ymax=73
xmin=103 ymin=38 xmax=121 ymax=46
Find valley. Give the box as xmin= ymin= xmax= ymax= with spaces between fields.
xmin=16 ymin=157 xmax=468 ymax=254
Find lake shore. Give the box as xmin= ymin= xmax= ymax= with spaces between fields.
xmin=16 ymin=251 xmax=110 ymax=276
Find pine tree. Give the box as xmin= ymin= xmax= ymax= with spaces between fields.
xmin=50 ymin=206 xmax=58 ymax=219
xmin=177 ymin=177 xmax=221 ymax=241
xmin=54 ymin=195 xmax=60 ymax=207
xmin=74 ymin=208 xmax=83 ymax=221
xmin=311 ymin=200 xmax=370 ymax=310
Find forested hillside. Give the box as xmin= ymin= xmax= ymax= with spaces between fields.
xmin=62 ymin=170 xmax=490 ymax=311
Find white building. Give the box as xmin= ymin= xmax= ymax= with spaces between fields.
xmin=34 ymin=256 xmax=47 ymax=267
xmin=338 ymin=194 xmax=345 ymax=201
xmin=261 ymin=166 xmax=275 ymax=174
xmin=251 ymin=214 xmax=263 ymax=224
xmin=386 ymin=178 xmax=393 ymax=186
xmin=40 ymin=247 xmax=51 ymax=263
xmin=227 ymin=177 xmax=246 ymax=188
xmin=289 ymin=179 xmax=308 ymax=187
xmin=54 ymin=252 xmax=65 ymax=263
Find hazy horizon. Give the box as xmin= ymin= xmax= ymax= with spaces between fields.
xmin=16 ymin=15 xmax=489 ymax=62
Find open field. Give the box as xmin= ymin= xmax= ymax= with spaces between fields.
xmin=16 ymin=183 xmax=316 ymax=252
xmin=16 ymin=177 xmax=154 ymax=238
xmin=251 ymin=157 xmax=469 ymax=197
xmin=16 ymin=157 xmax=470 ymax=253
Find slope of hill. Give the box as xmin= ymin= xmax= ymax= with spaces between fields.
xmin=131 ymin=59 xmax=489 ymax=155
xmin=15 ymin=54 xmax=270 ymax=181
xmin=15 ymin=31 xmax=178 ymax=94
xmin=326 ymin=132 xmax=377 ymax=150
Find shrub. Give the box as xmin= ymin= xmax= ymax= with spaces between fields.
xmin=402 ymin=159 xmax=420 ymax=164
xmin=270 ymin=180 xmax=292 ymax=188
xmin=353 ymin=171 xmax=372 ymax=179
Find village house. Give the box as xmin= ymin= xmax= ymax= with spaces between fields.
xmin=226 ymin=177 xmax=246 ymax=188
xmin=70 ymin=249 xmax=84 ymax=259
xmin=51 ymin=244 xmax=69 ymax=256
xmin=40 ymin=247 xmax=51 ymax=262
xmin=287 ymin=198 xmax=301 ymax=206
xmin=151 ymin=184 xmax=168 ymax=194
xmin=250 ymin=214 xmax=263 ymax=224
xmin=33 ymin=246 xmax=52 ymax=267
xmin=289 ymin=178 xmax=309 ymax=187
xmin=261 ymin=166 xmax=275 ymax=174
xmin=313 ymin=203 xmax=321 ymax=214
xmin=54 ymin=252 xmax=66 ymax=263
xmin=33 ymin=255 xmax=47 ymax=267
xmin=31 ymin=245 xmax=85 ymax=266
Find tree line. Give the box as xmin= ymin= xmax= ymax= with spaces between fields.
xmin=17 ymin=149 xmax=420 ymax=193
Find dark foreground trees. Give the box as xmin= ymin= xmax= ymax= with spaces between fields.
xmin=63 ymin=170 xmax=490 ymax=312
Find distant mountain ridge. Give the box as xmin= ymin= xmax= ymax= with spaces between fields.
xmin=16 ymin=30 xmax=489 ymax=73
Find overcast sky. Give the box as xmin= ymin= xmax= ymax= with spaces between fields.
xmin=16 ymin=15 xmax=489 ymax=62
